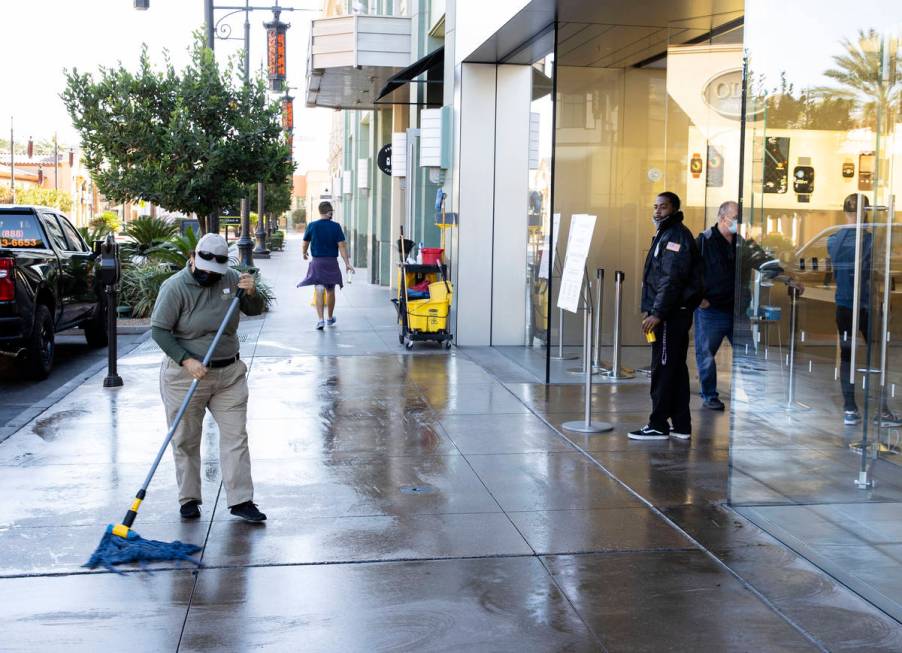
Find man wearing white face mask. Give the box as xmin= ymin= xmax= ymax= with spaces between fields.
xmin=694 ymin=201 xmax=741 ymax=410
xmin=694 ymin=201 xmax=804 ymax=410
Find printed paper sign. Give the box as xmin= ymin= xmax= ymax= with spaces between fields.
xmin=557 ymin=214 xmax=597 ymax=313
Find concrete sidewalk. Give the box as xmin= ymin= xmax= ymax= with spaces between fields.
xmin=0 ymin=233 xmax=898 ymax=651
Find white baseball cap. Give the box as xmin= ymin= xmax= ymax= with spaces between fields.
xmin=194 ymin=233 xmax=230 ymax=274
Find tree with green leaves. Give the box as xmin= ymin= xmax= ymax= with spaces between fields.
xmin=62 ymin=35 xmax=294 ymax=234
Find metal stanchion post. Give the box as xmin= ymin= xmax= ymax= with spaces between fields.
xmin=563 ymin=286 xmax=612 ymax=434
xmin=603 ymin=270 xmax=635 ymax=380
xmin=569 ymin=278 xmax=600 ymax=375
xmin=550 ymin=305 xmax=577 ymax=361
xmin=784 ymin=285 xmax=808 ymax=410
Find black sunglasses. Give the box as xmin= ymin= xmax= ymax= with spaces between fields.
xmin=197 ymin=250 xmax=229 ymax=264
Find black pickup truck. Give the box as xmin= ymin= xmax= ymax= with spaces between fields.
xmin=0 ymin=205 xmax=108 ymax=379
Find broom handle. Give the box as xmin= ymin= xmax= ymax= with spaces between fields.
xmin=121 ymin=288 xmax=245 ymax=529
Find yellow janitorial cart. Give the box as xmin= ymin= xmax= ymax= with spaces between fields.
xmin=392 ymin=227 xmax=453 ymax=350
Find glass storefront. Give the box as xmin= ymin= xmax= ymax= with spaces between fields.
xmin=483 ymin=0 xmax=902 ymax=620
xmin=731 ymin=0 xmax=902 ymax=620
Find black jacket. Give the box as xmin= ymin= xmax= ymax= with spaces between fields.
xmin=697 ymin=226 xmax=735 ymax=311
xmin=641 ymin=211 xmax=704 ymax=318
xmin=697 ymin=227 xmax=782 ymax=314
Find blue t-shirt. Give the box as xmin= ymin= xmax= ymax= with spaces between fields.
xmin=827 ymin=226 xmax=871 ymax=309
xmin=304 ymin=218 xmax=346 ymax=258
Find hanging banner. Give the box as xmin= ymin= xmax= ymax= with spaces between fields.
xmin=265 ymin=17 xmax=288 ymax=92
xmin=557 ymin=214 xmax=596 ymax=313
xmin=281 ymin=95 xmax=294 ymax=132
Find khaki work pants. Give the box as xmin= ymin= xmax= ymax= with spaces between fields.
xmin=160 ymin=357 xmax=254 ymax=508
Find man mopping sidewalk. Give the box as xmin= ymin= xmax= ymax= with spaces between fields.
xmin=297 ymin=201 xmax=355 ymax=330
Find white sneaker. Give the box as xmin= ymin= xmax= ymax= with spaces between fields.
xmin=316 ymin=320 xmax=325 ymax=330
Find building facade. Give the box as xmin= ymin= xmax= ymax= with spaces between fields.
xmin=308 ymin=0 xmax=902 ymax=623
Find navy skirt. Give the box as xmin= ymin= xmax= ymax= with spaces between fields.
xmin=297 ymin=256 xmax=344 ymax=289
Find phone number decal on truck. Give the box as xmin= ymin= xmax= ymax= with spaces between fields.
xmin=0 ymin=238 xmax=41 ymax=248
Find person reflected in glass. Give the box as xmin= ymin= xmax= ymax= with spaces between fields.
xmin=629 ymin=192 xmax=704 ymax=441
xmin=695 ymin=201 xmax=804 ymax=411
xmin=828 ymin=193 xmax=900 ymax=427
xmin=298 ymin=201 xmax=355 ymax=330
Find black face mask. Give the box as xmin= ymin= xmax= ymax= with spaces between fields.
xmin=192 ymin=268 xmax=222 ymax=287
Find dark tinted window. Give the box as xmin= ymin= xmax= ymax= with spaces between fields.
xmin=58 ymin=215 xmax=88 ymax=252
xmin=0 ymin=211 xmax=47 ymax=249
xmin=42 ymin=214 xmax=69 ymax=251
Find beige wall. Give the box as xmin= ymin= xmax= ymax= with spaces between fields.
xmin=553 ymin=66 xmax=672 ymax=347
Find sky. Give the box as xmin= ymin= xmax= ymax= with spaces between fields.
xmin=0 ymin=0 xmax=331 ymax=174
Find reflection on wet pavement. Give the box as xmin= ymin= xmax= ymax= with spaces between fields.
xmin=1 ymin=259 xmax=899 ymax=650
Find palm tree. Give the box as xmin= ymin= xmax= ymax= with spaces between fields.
xmin=818 ymin=28 xmax=900 ymax=130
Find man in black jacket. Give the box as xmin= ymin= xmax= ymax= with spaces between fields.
xmin=695 ymin=201 xmax=805 ymax=411
xmin=629 ymin=191 xmax=703 ymax=441
xmin=694 ymin=201 xmax=740 ymax=411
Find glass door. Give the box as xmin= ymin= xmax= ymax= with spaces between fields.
xmin=733 ymin=3 xmax=902 ymax=621
xmin=858 ymin=26 xmax=902 ymax=486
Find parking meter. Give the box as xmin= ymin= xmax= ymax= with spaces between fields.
xmin=99 ymin=233 xmax=123 ymax=388
xmin=99 ymin=234 xmax=121 ymax=287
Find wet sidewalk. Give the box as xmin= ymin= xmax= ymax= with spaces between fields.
xmin=1 ymin=234 xmax=899 ymax=651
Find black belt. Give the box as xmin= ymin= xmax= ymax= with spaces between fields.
xmin=208 ymin=354 xmax=239 ymax=369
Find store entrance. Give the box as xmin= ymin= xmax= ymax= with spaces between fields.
xmin=494 ymin=8 xmax=745 ymax=385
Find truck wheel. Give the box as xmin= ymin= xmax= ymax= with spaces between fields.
xmin=84 ymin=299 xmax=109 ymax=348
xmin=25 ymin=305 xmax=55 ymax=380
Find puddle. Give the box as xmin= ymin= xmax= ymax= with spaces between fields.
xmin=32 ymin=409 xmax=91 ymax=441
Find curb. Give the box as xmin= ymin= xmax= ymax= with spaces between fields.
xmin=0 ymin=330 xmax=153 ymax=445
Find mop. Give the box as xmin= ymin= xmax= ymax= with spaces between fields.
xmin=85 ymin=290 xmax=246 ymax=572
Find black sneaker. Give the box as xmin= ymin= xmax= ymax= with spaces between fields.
xmin=703 ymin=397 xmax=725 ymax=411
xmin=230 ymin=501 xmax=267 ymax=522
xmin=670 ymin=430 xmax=691 ymax=440
xmin=628 ymin=425 xmax=668 ymax=440
xmin=179 ymin=500 xmax=201 ymax=520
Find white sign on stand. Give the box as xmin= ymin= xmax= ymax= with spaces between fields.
xmin=556 ymin=214 xmax=597 ymax=313
xmin=537 ymin=213 xmax=560 ymax=280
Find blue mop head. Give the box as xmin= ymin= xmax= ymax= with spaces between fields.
xmin=84 ymin=524 xmax=203 ymax=572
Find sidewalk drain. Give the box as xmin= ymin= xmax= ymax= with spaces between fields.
xmin=399 ymin=485 xmax=436 ymax=495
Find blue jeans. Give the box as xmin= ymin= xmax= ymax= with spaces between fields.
xmin=694 ymin=306 xmax=733 ymax=401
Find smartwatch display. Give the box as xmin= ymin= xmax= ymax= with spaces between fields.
xmin=763 ymin=137 xmax=789 ymax=194
xmin=690 ymin=152 xmax=703 ymax=179
xmin=859 ymin=152 xmax=875 ymax=191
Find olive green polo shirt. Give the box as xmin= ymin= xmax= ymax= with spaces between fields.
xmin=151 ymin=264 xmax=265 ymax=363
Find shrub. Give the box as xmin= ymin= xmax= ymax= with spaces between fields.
xmin=121 ymin=216 xmax=178 ymax=263
xmin=119 ymin=263 xmax=175 ymax=318
xmin=121 ymin=258 xmax=275 ymax=319
xmin=93 ymin=211 xmax=120 ymax=233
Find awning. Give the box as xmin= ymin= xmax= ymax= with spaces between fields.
xmin=305 ymin=14 xmax=413 ymax=110
xmin=375 ymin=46 xmax=444 ymax=107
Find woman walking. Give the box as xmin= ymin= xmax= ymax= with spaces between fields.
xmin=298 ymin=201 xmax=355 ymax=329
